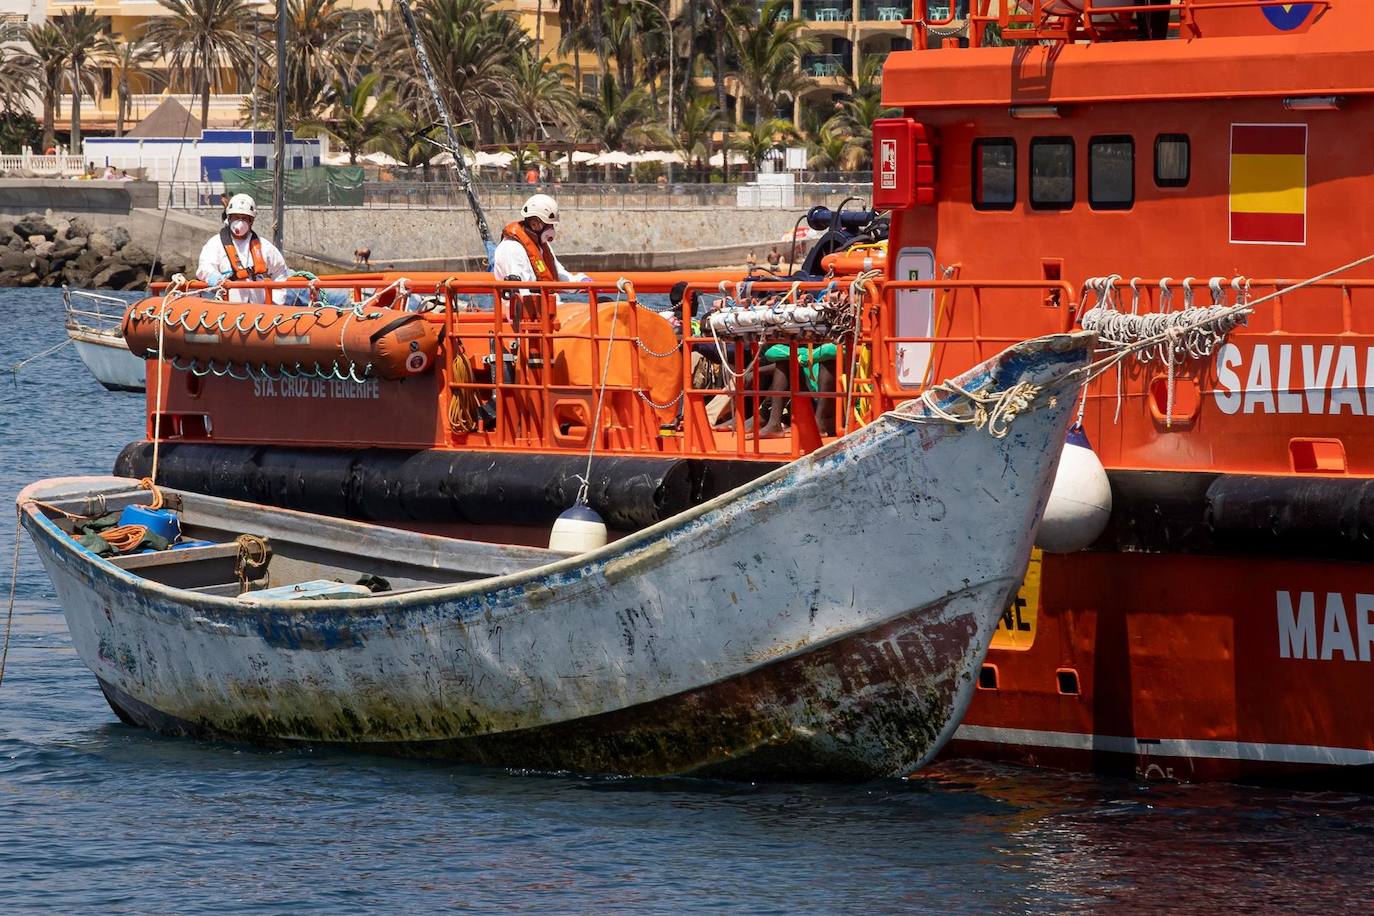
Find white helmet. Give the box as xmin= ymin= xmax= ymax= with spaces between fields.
xmin=226 ymin=193 xmax=257 ymax=218
xmin=521 ymin=193 xmax=559 ymax=224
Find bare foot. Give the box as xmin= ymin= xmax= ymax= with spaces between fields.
xmin=748 ymin=423 xmax=790 ymax=440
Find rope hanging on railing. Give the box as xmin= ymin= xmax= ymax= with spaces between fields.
xmin=573 ymin=278 xmax=630 ymax=508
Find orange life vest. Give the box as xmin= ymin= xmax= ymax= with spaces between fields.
xmin=501 ymin=221 xmax=557 ymax=282
xmin=220 ymin=226 xmax=269 ymax=280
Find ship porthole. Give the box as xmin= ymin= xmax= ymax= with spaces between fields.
xmin=978 ymin=664 xmax=999 ymax=690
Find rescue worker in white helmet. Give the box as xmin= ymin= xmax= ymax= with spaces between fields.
xmin=492 ymin=193 xmax=591 ymax=286
xmin=196 ymin=193 xmax=291 ymax=304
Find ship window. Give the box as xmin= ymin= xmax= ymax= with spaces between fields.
xmin=1089 ymin=136 xmax=1134 ymax=210
xmin=1155 ymin=134 xmax=1190 ymax=188
xmin=1030 ymin=137 xmax=1075 ymax=210
xmin=973 ymin=138 xmax=1015 ymax=210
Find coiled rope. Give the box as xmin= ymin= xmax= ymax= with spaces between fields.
xmin=92 ymin=478 xmax=165 ymax=555
xmin=235 ymin=534 xmax=270 ymax=590
xmin=898 ymin=380 xmax=1046 ymax=439
xmin=447 ymin=350 xmax=480 ymax=433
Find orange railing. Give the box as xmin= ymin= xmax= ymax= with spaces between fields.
xmin=912 ymin=0 xmax=1334 ymax=49
xmin=143 ymin=274 xmax=1086 ymax=462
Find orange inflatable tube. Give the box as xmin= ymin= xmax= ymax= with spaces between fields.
xmin=551 ymin=302 xmax=683 ymax=423
xmin=821 ymin=244 xmax=887 ymax=276
xmin=122 ymin=298 xmax=444 ymax=380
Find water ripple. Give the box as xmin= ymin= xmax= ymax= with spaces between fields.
xmin=0 ymin=289 xmax=1370 ymax=911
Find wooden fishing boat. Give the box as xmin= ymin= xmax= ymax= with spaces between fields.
xmin=20 ymin=332 xmax=1092 ymax=778
xmin=64 ymin=289 xmax=145 ymax=392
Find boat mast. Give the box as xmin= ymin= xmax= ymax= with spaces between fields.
xmin=272 ymin=0 xmax=287 ymax=248
xmin=394 ymin=0 xmax=494 ymax=260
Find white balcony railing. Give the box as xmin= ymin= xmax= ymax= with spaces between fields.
xmin=0 ymin=153 xmax=88 ymax=176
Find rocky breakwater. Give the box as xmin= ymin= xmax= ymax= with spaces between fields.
xmin=0 ymin=212 xmax=185 ymax=290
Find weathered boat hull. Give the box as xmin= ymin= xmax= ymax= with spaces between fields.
xmin=67 ymin=325 xmax=145 ymax=392
xmin=22 ymin=333 xmax=1093 ymax=778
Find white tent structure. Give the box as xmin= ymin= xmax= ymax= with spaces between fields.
xmin=708 ymin=150 xmax=750 ymax=166
xmin=428 ymin=151 xmax=476 ymax=167
xmin=629 ymin=151 xmax=684 ymax=164
xmin=360 ymin=151 xmax=402 ymax=166
xmin=475 ymin=151 xmax=515 ymax=168
xmin=552 ymin=150 xmax=598 ymax=166
xmin=587 ymin=151 xmax=634 ymax=166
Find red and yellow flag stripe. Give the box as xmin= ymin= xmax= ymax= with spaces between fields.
xmin=1230 ymin=124 xmax=1307 ymax=245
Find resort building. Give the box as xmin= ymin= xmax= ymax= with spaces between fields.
xmin=0 ymin=0 xmax=902 ymax=134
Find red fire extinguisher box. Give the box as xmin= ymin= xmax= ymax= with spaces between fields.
xmin=873 ymin=118 xmax=937 ymax=210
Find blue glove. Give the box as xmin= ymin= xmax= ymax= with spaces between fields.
xmin=203 ymin=270 xmax=224 ymax=286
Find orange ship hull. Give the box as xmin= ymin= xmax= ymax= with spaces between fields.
xmin=952 ymin=548 xmax=1374 ymax=782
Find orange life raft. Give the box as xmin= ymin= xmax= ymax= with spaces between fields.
xmin=122 ymin=299 xmax=444 ymax=380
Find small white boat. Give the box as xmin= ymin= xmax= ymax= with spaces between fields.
xmin=19 ymin=332 xmax=1094 ymax=778
xmin=64 ymin=288 xmax=145 ymax=392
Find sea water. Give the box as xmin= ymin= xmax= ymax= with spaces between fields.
xmin=0 ymin=288 xmax=1369 ymax=913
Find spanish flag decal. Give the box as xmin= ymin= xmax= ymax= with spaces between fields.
xmin=1230 ymin=124 xmax=1307 ymax=246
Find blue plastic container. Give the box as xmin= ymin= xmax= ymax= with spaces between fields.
xmin=117 ymin=505 xmax=181 ymax=543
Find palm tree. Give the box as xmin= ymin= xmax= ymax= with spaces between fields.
xmin=731 ymin=116 xmax=792 ymax=171
xmin=102 ymin=34 xmax=162 ymax=137
xmin=380 ymin=0 xmax=527 ymax=146
xmin=806 ymin=123 xmax=853 ymax=172
xmin=730 ymin=0 xmax=815 ymax=124
xmin=389 ymin=107 xmax=446 ymax=178
xmin=825 ymin=57 xmax=898 ymax=169
xmin=145 ymin=0 xmax=262 ymax=129
xmin=705 ymin=0 xmax=739 ymax=126
xmin=52 ymin=8 xmax=108 ymax=148
xmin=675 ymin=93 xmax=720 ymax=180
xmin=20 ymin=23 xmax=68 ymax=151
xmin=578 ymin=76 xmax=667 ymax=151
xmin=283 ymin=0 xmax=364 ymax=123
xmin=678 ymin=0 xmax=698 ymax=108
xmin=0 ymin=43 xmax=37 ymax=118
xmin=556 ymin=0 xmax=591 ymax=92
xmin=602 ymin=4 xmax=638 ymax=96
xmin=315 ymin=71 xmax=407 ymax=164
xmin=508 ymin=54 xmax=578 ymax=149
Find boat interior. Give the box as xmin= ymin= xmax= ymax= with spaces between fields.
xmin=29 ymin=478 xmax=567 ymax=601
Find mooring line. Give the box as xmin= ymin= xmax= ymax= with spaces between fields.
xmin=4 ymin=337 xmax=73 ymax=381
xmin=1 ymin=513 xmax=21 ymax=690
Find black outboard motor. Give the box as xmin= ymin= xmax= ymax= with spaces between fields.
xmin=792 ymin=202 xmax=887 ymax=277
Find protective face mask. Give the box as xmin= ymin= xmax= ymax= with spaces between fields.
xmin=230 ymin=219 xmax=251 ymax=237
xmin=540 ymin=227 xmax=556 ymax=246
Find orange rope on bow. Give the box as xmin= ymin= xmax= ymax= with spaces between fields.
xmin=99 ymin=524 xmax=149 ymax=553
xmin=138 ymin=478 xmax=164 ymax=510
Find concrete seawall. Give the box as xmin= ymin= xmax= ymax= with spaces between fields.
xmin=3 ymin=179 xmax=818 ymax=274
xmin=191 ymin=205 xmax=812 ymax=272
xmin=0 ymin=179 xmax=159 ymax=214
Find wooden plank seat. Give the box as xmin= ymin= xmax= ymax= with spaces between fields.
xmin=107 ymin=540 xmax=270 ymax=593
xmin=108 ymin=542 xmax=246 ymax=570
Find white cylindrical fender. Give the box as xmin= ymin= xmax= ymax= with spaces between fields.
xmin=549 ymin=504 xmax=608 ymax=553
xmin=1035 ymin=427 xmax=1112 ymax=553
